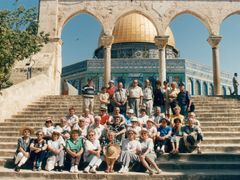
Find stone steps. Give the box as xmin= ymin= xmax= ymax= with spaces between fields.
xmin=201 ymin=126 xmax=240 ymax=131
xmin=1 ymin=95 xmax=240 ymax=176
xmin=0 ymin=143 xmax=17 ymax=150
xmin=157 ymin=153 xmax=240 ymax=161
xmin=203 ymin=132 xmax=240 ymax=137
xmin=199 ymin=122 xmax=240 ymax=126
xmin=0 ymin=150 xmax=15 ymax=157
xmin=158 ymin=161 xmax=240 ymax=170
xmin=0 ymin=168 xmax=240 ymax=180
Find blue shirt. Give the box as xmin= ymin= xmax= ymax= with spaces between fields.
xmin=177 ymin=90 xmax=190 ymax=106
xmin=157 ymin=126 xmax=172 ymax=137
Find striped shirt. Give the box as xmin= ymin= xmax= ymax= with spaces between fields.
xmin=82 ymin=85 xmax=95 ymax=98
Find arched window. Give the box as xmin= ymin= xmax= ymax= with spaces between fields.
xmin=228 ymin=87 xmax=232 ymax=95
xmin=194 ymin=80 xmax=201 ymax=95
xmin=209 ymin=84 xmax=214 ymax=96
xmin=202 ymin=82 xmax=208 ymax=96
xmin=222 ymin=86 xmax=227 ymax=96
xmin=187 ymin=78 xmax=193 ymax=95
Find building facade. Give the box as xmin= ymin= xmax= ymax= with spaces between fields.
xmin=62 ymin=58 xmax=232 ymax=96
xmin=62 ymin=13 xmax=232 ymax=95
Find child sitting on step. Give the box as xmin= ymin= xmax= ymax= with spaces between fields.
xmin=14 ymin=127 xmax=34 ymax=172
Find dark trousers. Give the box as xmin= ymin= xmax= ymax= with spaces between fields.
xmin=31 ymin=151 xmax=47 ymax=168
xmin=115 ymin=103 xmax=127 ymax=116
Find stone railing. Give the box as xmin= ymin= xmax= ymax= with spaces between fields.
xmin=0 ymin=74 xmax=55 ymax=122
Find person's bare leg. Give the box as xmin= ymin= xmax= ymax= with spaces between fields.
xmin=145 ymin=157 xmax=162 ymax=174
xmin=171 ymin=142 xmax=176 ymax=154
xmin=140 ymin=156 xmax=154 ymax=175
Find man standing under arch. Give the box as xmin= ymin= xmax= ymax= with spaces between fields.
xmin=231 ymin=73 xmax=239 ymax=96
xmin=82 ymin=79 xmax=95 ymax=114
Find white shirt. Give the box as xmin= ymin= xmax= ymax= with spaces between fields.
xmin=147 ymin=126 xmax=157 ymax=137
xmin=84 ymin=139 xmax=101 ymax=160
xmin=121 ymin=139 xmax=141 ymax=152
xmin=128 ymin=126 xmax=142 ymax=137
xmin=89 ymin=124 xmax=105 ymax=140
xmin=143 ymin=86 xmax=153 ymax=100
xmin=55 ymin=125 xmax=71 ymax=133
xmin=153 ymin=114 xmax=165 ymax=124
xmin=73 ymin=124 xmax=88 ymax=138
xmin=129 ymin=86 xmax=143 ymax=98
xmin=65 ymin=114 xmax=79 ymax=127
xmin=138 ymin=115 xmax=149 ymax=126
xmin=48 ymin=139 xmax=64 ymax=150
xmin=42 ymin=126 xmax=54 ymax=136
xmin=140 ymin=138 xmax=154 ymax=154
xmin=81 ymin=114 xmax=94 ymax=127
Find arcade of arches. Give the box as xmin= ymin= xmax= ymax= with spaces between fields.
xmin=37 ymin=0 xmax=240 ymax=95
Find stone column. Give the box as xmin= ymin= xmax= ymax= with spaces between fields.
xmin=101 ymin=35 xmax=114 ymax=87
xmin=154 ymin=36 xmax=169 ymax=84
xmin=49 ymin=37 xmax=63 ymax=94
xmin=208 ymin=35 xmax=222 ymax=95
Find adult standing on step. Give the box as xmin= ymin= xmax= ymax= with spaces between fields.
xmin=143 ymin=79 xmax=154 ymax=116
xmin=113 ymin=82 xmax=128 ymax=115
xmin=107 ymin=80 xmax=117 ymax=114
xmin=231 ymin=73 xmax=239 ymax=96
xmin=177 ymin=82 xmax=191 ymax=118
xmin=128 ymin=79 xmax=143 ymax=117
xmin=82 ymin=79 xmax=95 ymax=114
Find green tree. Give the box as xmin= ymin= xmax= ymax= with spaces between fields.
xmin=0 ymin=6 xmax=49 ymax=90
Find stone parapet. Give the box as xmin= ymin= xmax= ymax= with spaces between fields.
xmin=0 ymin=74 xmax=55 ymax=122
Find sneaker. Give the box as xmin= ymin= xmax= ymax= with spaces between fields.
xmin=148 ymin=169 xmax=154 ymax=175
xmin=90 ymin=166 xmax=97 ymax=173
xmin=36 ymin=167 xmax=41 ymax=171
xmin=74 ymin=165 xmax=79 ymax=173
xmin=118 ymin=166 xmax=125 ymax=173
xmin=156 ymin=146 xmax=161 ymax=152
xmin=155 ymin=168 xmax=162 ymax=174
xmin=160 ymin=148 xmax=165 ymax=155
xmin=14 ymin=166 xmax=20 ymax=172
xmin=70 ymin=166 xmax=75 ymax=173
xmin=121 ymin=167 xmax=129 ymax=173
xmin=58 ymin=166 xmax=63 ymax=172
xmin=83 ymin=166 xmax=90 ymax=173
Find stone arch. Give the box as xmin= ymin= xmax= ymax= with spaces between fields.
xmin=194 ymin=80 xmax=201 ymax=96
xmin=209 ymin=84 xmax=214 ymax=96
xmin=222 ymin=86 xmax=227 ymax=96
xmin=58 ymin=10 xmax=105 ymax=37
xmin=202 ymin=82 xmax=208 ymax=96
xmin=111 ymin=10 xmax=160 ymax=35
xmin=187 ymin=78 xmax=193 ymax=96
xmin=220 ymin=10 xmax=240 ymax=27
xmin=165 ymin=9 xmax=212 ymax=34
xmin=228 ymin=87 xmax=232 ymax=95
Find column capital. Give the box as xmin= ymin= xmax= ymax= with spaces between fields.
xmin=207 ymin=35 xmax=222 ymax=48
xmin=154 ymin=36 xmax=169 ymax=49
xmin=101 ymin=35 xmax=114 ymax=48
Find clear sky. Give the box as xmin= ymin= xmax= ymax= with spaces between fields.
xmin=1 ymin=0 xmax=240 ymax=75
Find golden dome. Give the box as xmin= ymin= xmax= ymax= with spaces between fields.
xmin=110 ymin=13 xmax=175 ymax=47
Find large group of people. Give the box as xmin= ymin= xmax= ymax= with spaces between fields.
xmin=14 ymin=79 xmax=203 ymax=174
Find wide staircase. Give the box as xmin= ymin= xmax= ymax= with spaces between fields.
xmin=0 ymin=95 xmax=240 ymax=179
